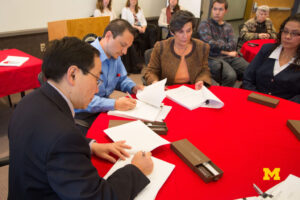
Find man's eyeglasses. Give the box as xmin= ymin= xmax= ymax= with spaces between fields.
xmin=282 ymin=29 xmax=300 ymax=38
xmin=86 ymin=71 xmax=103 ymax=87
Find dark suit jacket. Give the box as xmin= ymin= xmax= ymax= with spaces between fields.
xmin=243 ymin=43 xmax=300 ymax=103
xmin=8 ymin=83 xmax=149 ymax=200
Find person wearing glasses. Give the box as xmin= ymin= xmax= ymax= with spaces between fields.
xmin=75 ymin=19 xmax=144 ymax=127
xmin=237 ymin=5 xmax=277 ymax=52
xmin=8 ymin=37 xmax=153 ymax=199
xmin=243 ymin=14 xmax=300 ymax=103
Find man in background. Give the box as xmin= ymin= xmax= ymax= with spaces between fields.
xmin=198 ymin=0 xmax=249 ymax=87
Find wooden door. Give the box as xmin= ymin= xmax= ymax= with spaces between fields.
xmin=247 ymin=0 xmax=294 ymax=31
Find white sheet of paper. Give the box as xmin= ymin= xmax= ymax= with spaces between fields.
xmin=235 ymin=197 xmax=262 ymax=200
xmin=136 ymin=78 xmax=167 ymax=108
xmin=266 ymin=174 xmax=300 ymax=200
xmin=104 ymin=120 xmax=170 ymax=154
xmin=166 ymin=85 xmax=224 ymax=110
xmin=155 ymin=105 xmax=172 ymax=122
xmin=199 ymin=86 xmax=224 ymax=109
xmin=108 ymin=100 xmax=171 ymax=122
xmin=0 ymin=56 xmax=29 ymax=67
xmin=104 ymin=155 xmax=175 ymax=200
xmin=236 ymin=174 xmax=300 ymax=200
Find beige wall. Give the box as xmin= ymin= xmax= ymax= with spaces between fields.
xmin=0 ymin=0 xmax=167 ymax=34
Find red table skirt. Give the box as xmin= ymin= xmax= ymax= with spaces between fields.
xmin=87 ymin=85 xmax=300 ymax=200
xmin=241 ymin=39 xmax=276 ymax=62
xmin=0 ymin=49 xmax=42 ymax=97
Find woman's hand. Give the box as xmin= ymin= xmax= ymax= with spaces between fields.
xmin=195 ymin=81 xmax=204 ymax=90
xmin=132 ymin=85 xmax=144 ymax=94
xmin=91 ymin=141 xmax=131 ymax=163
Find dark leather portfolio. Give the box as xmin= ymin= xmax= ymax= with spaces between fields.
xmin=287 ymin=120 xmax=300 ymax=141
xmin=248 ymin=92 xmax=279 ymax=108
xmin=171 ymin=139 xmax=223 ymax=183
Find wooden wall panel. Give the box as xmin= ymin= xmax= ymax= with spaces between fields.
xmin=250 ymin=0 xmax=294 ymax=31
xmin=48 ymin=16 xmax=110 ymax=41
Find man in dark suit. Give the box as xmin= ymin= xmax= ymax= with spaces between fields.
xmin=8 ymin=37 xmax=153 ymax=200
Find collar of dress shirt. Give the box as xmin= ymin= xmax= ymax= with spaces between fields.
xmin=47 ymin=81 xmax=75 ymax=118
xmin=269 ymin=45 xmax=282 ymax=60
xmin=269 ymin=45 xmax=295 ymax=62
xmin=92 ymin=37 xmax=111 ymax=62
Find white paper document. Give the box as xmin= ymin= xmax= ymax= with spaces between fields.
xmin=108 ymin=100 xmax=172 ymax=122
xmin=136 ymin=78 xmax=167 ymax=108
xmin=236 ymin=174 xmax=300 ymax=200
xmin=166 ymin=85 xmax=224 ymax=110
xmin=108 ymin=79 xmax=171 ymax=122
xmin=104 ymin=155 xmax=175 ymax=200
xmin=104 ymin=120 xmax=170 ymax=154
xmin=0 ymin=56 xmax=29 ymax=67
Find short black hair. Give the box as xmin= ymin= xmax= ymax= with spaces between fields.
xmin=42 ymin=37 xmax=99 ymax=82
xmin=212 ymin=0 xmax=228 ymax=10
xmin=169 ymin=10 xmax=195 ymax=33
xmin=103 ymin=19 xmax=136 ymax=38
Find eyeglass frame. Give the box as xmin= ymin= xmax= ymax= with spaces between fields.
xmin=85 ymin=71 xmax=103 ymax=87
xmin=281 ymin=29 xmax=300 ymax=38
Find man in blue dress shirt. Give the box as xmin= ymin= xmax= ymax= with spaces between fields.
xmin=75 ymin=19 xmax=144 ymax=127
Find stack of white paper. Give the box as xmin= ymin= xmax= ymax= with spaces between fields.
xmin=0 ymin=56 xmax=29 ymax=67
xmin=166 ymin=85 xmax=224 ymax=110
xmin=104 ymin=120 xmax=174 ymax=200
xmin=104 ymin=155 xmax=175 ymax=200
xmin=104 ymin=120 xmax=170 ymax=154
xmin=108 ymin=79 xmax=171 ymax=122
xmin=236 ymin=174 xmax=300 ymax=200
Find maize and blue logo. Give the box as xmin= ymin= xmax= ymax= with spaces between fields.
xmin=263 ymin=168 xmax=280 ymax=180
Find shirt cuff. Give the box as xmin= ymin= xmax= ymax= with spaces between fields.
xmin=89 ymin=139 xmax=96 ymax=154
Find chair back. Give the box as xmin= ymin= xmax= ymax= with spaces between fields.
xmin=82 ymin=33 xmax=98 ymax=44
xmin=144 ymin=48 xmax=153 ymax=66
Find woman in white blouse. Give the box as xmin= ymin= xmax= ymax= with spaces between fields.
xmin=93 ymin=0 xmax=116 ymax=21
xmin=243 ymin=14 xmax=300 ymax=103
xmin=121 ymin=0 xmax=147 ymax=34
xmin=121 ymin=0 xmax=158 ymax=73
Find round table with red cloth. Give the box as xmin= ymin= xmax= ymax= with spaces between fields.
xmin=87 ymin=85 xmax=300 ymax=200
xmin=0 ymin=49 xmax=42 ymax=98
xmin=240 ymin=39 xmax=277 ymax=63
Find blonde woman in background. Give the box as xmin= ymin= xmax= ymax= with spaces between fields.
xmin=94 ymin=0 xmax=116 ymax=21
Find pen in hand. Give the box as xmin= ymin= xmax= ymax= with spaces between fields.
xmin=126 ymin=92 xmax=133 ymax=99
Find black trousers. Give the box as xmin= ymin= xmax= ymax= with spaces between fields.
xmin=122 ymin=24 xmax=158 ymax=74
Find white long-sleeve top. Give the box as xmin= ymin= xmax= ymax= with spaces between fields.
xmin=121 ymin=7 xmax=147 ymax=27
xmin=93 ymin=8 xmax=116 ymax=21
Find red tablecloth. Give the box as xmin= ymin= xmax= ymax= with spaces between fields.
xmin=240 ymin=39 xmax=276 ymax=62
xmin=87 ymin=85 xmax=300 ymax=200
xmin=0 ymin=49 xmax=42 ymax=97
